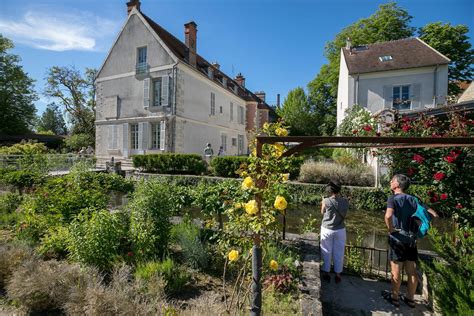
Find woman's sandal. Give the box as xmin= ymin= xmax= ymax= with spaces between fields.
xmin=381 ymin=290 xmax=400 ymax=307
xmin=401 ymin=295 xmax=416 ymax=308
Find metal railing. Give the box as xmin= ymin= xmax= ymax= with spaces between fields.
xmin=0 ymin=154 xmax=96 ymax=173
xmin=136 ymin=62 xmax=149 ymax=74
xmin=344 ymin=244 xmax=392 ymax=280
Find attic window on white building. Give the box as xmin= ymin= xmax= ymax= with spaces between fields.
xmin=379 ymin=55 xmax=393 ymax=62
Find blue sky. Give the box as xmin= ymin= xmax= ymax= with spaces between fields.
xmin=1 ymin=0 xmax=473 ymax=114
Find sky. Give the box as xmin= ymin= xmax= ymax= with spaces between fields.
xmin=1 ymin=0 xmax=473 ymax=115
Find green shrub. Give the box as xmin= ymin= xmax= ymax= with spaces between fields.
xmin=0 ymin=169 xmax=44 ymax=194
xmin=298 ymin=161 xmax=374 ymax=186
xmin=37 ymin=225 xmax=70 ymax=259
xmin=135 ymin=258 xmax=190 ymax=295
xmin=64 ymin=133 xmax=94 ymax=152
xmin=263 ymin=241 xmax=301 ymax=278
xmin=287 ymin=156 xmax=304 ymax=180
xmin=332 ymin=148 xmax=361 ymax=167
xmin=132 ymin=153 xmax=206 ymax=175
xmin=171 ymin=220 xmax=208 ymax=270
xmin=0 ymin=192 xmax=22 ymax=228
xmin=210 ymin=156 xmax=248 ymax=177
xmin=67 ymin=210 xmax=125 ymax=270
xmin=129 ymin=180 xmax=173 ymax=261
xmin=0 ymin=140 xmax=48 ymax=155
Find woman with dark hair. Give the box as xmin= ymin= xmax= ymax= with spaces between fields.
xmin=320 ymin=180 xmax=349 ymax=283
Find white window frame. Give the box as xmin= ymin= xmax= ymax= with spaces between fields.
xmin=230 ymin=102 xmax=234 ymax=121
xmin=221 ymin=134 xmax=227 ymax=152
xmin=238 ymin=134 xmax=244 ymax=155
xmin=152 ymin=78 xmax=162 ymax=107
xmin=238 ymin=106 xmax=244 ymax=125
xmin=130 ymin=123 xmax=139 ymax=150
xmin=150 ymin=122 xmax=161 ymax=149
xmin=210 ymin=92 xmax=215 ymax=115
xmin=136 ymin=46 xmax=148 ymax=73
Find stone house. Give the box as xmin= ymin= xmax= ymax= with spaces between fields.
xmin=337 ymin=37 xmax=450 ymax=126
xmin=95 ymin=0 xmax=274 ymax=165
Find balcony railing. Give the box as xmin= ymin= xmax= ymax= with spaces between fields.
xmin=135 ymin=62 xmax=149 ymax=75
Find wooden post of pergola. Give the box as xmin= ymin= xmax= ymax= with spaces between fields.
xmin=249 ymin=136 xmax=474 ymax=316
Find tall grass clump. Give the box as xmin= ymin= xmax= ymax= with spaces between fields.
xmin=171 ymin=219 xmax=208 ymax=270
xmin=298 ymin=161 xmax=374 ymax=186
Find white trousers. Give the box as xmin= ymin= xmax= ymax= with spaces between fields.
xmin=320 ymin=226 xmax=346 ymax=273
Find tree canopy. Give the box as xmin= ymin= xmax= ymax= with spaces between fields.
xmin=44 ymin=66 xmax=97 ymax=138
xmin=36 ymin=103 xmax=67 ymax=135
xmin=419 ymin=22 xmax=473 ymax=96
xmin=0 ymin=34 xmax=37 ymax=134
xmin=277 ymin=87 xmax=320 ymax=136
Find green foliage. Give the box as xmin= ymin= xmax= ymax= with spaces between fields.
xmin=261 ymin=289 xmax=301 ymax=315
xmin=421 ymin=227 xmax=474 ymax=315
xmin=64 ymin=133 xmax=94 ymax=151
xmin=67 ymin=210 xmax=125 ymax=270
xmin=37 ymin=225 xmax=70 ymax=259
xmin=345 ymin=229 xmax=367 ymax=275
xmin=36 ymin=103 xmax=67 ymax=135
xmin=210 ymin=156 xmax=249 ymax=178
xmin=171 ymin=220 xmax=208 ymax=270
xmin=44 ymin=66 xmax=97 ymax=138
xmin=300 ymin=213 xmax=318 ymax=234
xmin=0 ymin=140 xmax=48 ymax=155
xmin=331 ymin=148 xmax=360 ymax=167
xmin=128 ymin=180 xmax=173 ymax=261
xmin=0 ymin=34 xmax=37 ymax=134
xmin=419 ymin=22 xmax=473 ymax=96
xmin=132 ymin=153 xmax=207 ymax=175
xmin=135 ymin=258 xmax=190 ymax=295
xmin=0 ymin=192 xmax=22 ymax=227
xmin=193 ymin=179 xmax=240 ymax=229
xmin=277 ymin=87 xmax=320 ymax=136
xmin=0 ymin=169 xmax=44 ymax=194
xmin=263 ymin=241 xmax=301 ymax=279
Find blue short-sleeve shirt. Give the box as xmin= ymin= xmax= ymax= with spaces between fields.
xmin=387 ymin=193 xmax=417 ymax=232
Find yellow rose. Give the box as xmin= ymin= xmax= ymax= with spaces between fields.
xmin=273 ymin=143 xmax=285 ymax=157
xmin=269 ymin=259 xmax=279 ymax=271
xmin=228 ymin=250 xmax=239 ymax=262
xmin=275 ymin=127 xmax=288 ymax=137
xmin=281 ymin=173 xmax=290 ymax=182
xmin=241 ymin=177 xmax=254 ymax=190
xmin=274 ymin=195 xmax=288 ymax=211
xmin=263 ymin=122 xmax=270 ymax=130
xmin=245 ymin=200 xmax=258 ymax=215
xmin=234 ymin=202 xmax=243 ymax=209
xmin=251 ymin=148 xmax=257 ymax=157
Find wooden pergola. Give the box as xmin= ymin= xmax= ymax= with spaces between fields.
xmin=249 ymin=135 xmax=474 ymax=316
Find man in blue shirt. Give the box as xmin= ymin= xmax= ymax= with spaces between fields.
xmin=382 ymin=174 xmax=438 ymax=308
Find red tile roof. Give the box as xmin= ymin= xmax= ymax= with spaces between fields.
xmin=342 ymin=38 xmax=450 ymax=75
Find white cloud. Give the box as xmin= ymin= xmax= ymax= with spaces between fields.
xmin=0 ymin=10 xmax=119 ymax=52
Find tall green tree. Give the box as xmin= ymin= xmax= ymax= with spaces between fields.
xmin=277 ymin=87 xmax=319 ymax=136
xmin=44 ymin=66 xmax=97 ymax=138
xmin=419 ymin=22 xmax=473 ymax=96
xmin=36 ymin=103 xmax=67 ymax=135
xmin=307 ymin=2 xmax=415 ymax=134
xmin=0 ymin=34 xmax=37 ymax=134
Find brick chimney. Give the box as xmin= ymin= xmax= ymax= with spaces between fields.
xmin=126 ymin=0 xmax=140 ymax=15
xmin=211 ymin=62 xmax=220 ymax=70
xmin=254 ymin=91 xmax=266 ymax=102
xmin=235 ymin=73 xmax=245 ymax=88
xmin=184 ymin=21 xmax=197 ymax=67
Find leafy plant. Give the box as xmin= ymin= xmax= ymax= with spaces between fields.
xmin=210 ymin=156 xmax=249 ymax=178
xmin=135 ymin=258 xmax=190 ymax=295
xmin=128 ymin=180 xmax=173 ymax=261
xmin=298 ymin=161 xmax=374 ymax=186
xmin=67 ymin=210 xmax=125 ymax=270
xmin=132 ymin=153 xmax=206 ymax=175
xmin=171 ymin=219 xmax=208 ymax=270
xmin=0 ymin=192 xmax=22 ymax=228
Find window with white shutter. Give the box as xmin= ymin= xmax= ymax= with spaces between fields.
xmin=238 ymin=135 xmax=244 ymax=155
xmin=152 ymin=78 xmax=162 ymax=107
xmin=221 ymin=134 xmax=227 ymax=151
xmin=108 ymin=125 xmax=118 ymax=150
xmin=143 ymin=78 xmax=150 ymax=108
xmin=159 ymin=121 xmax=166 ymax=151
xmin=230 ymin=102 xmax=234 ymax=121
xmin=130 ymin=124 xmax=139 ymax=150
xmin=161 ymin=76 xmax=169 ymax=106
xmin=151 ymin=122 xmax=160 ymax=149
xmin=392 ymin=85 xmax=411 ymax=110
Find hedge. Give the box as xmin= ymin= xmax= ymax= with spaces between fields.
xmin=133 ymin=173 xmax=430 ymax=213
xmin=210 ymin=156 xmax=249 ymax=178
xmin=132 ymin=154 xmax=207 ymax=175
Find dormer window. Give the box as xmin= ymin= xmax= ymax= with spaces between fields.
xmin=379 ymin=55 xmax=393 ymax=62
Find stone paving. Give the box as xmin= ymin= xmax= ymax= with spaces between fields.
xmin=290 ymin=232 xmax=438 ymax=316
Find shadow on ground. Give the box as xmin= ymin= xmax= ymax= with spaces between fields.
xmin=320 ymin=273 xmax=434 ymax=316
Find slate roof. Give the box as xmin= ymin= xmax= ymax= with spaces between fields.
xmin=141 ymin=13 xmax=274 ymax=112
xmin=342 ymin=38 xmax=450 ymax=75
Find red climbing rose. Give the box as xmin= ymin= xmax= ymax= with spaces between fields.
xmin=433 ymin=172 xmax=446 ymax=181
xmin=413 ymin=154 xmax=425 ymax=164
xmin=440 ymin=193 xmax=448 ymax=200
